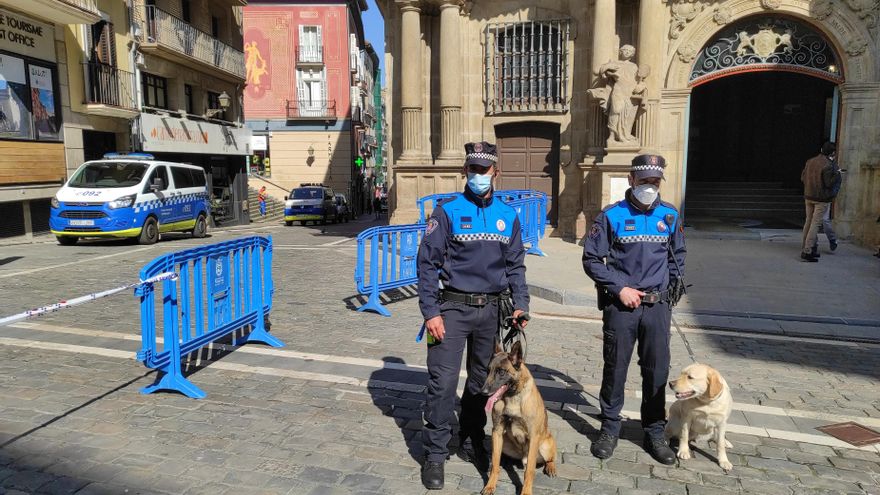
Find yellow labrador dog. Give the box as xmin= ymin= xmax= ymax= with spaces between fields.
xmin=665 ymin=363 xmax=734 ymax=472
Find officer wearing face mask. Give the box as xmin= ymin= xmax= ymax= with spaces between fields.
xmin=416 ymin=141 xmax=529 ymax=490
xmin=582 ymin=154 xmax=686 ymax=466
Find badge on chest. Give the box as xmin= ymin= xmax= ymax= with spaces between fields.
xmin=460 ymin=216 xmax=472 ymax=230
xmin=625 ymin=219 xmax=636 ymax=232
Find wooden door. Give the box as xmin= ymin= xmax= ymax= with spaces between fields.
xmin=495 ymin=122 xmax=560 ymax=226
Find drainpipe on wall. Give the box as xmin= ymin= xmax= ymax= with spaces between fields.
xmin=127 ymin=0 xmax=144 ymax=152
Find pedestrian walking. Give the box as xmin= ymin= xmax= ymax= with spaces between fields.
xmin=582 ymin=154 xmax=686 ymax=465
xmin=416 ymin=141 xmax=529 ymax=490
xmin=811 ymin=155 xmax=843 ymax=257
xmin=373 ymin=195 xmax=382 ymax=220
xmin=800 ymin=141 xmax=840 ymax=262
xmin=258 ymin=186 xmax=267 ymax=218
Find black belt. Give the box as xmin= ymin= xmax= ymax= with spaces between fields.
xmin=641 ymin=289 xmax=671 ymax=304
xmin=441 ymin=290 xmax=501 ymax=307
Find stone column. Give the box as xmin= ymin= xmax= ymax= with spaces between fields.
xmin=591 ymin=0 xmax=617 ymax=80
xmin=837 ymin=82 xmax=880 ymax=244
xmin=637 ymin=0 xmax=665 ymax=95
xmin=438 ymin=1 xmax=462 ymax=160
xmin=588 ymin=0 xmax=616 ymax=152
xmin=400 ymin=2 xmax=423 ymax=160
xmin=636 ymin=0 xmax=666 ymax=150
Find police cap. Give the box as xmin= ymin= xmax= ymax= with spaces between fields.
xmin=631 ymin=154 xmax=666 ymax=180
xmin=464 ymin=141 xmax=498 ymax=168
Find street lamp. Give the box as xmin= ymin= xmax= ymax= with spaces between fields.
xmin=205 ymin=90 xmax=231 ymax=118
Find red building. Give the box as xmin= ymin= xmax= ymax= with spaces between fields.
xmin=243 ymin=0 xmax=376 ymax=214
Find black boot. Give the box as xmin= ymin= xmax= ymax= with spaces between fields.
xmin=643 ymin=435 xmax=676 ymax=465
xmin=459 ymin=433 xmax=489 ymax=471
xmin=421 ymin=461 xmax=444 ymax=490
xmin=590 ymin=432 xmax=618 ymax=459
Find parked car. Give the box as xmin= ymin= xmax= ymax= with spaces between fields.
xmin=284 ymin=183 xmax=336 ymax=226
xmin=334 ymin=193 xmax=350 ymax=223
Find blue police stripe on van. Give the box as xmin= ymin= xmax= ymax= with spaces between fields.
xmin=134 ymin=192 xmax=208 ymax=213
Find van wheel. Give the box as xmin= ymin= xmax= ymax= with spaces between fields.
xmin=192 ymin=214 xmax=207 ymax=238
xmin=56 ymin=236 xmax=78 ymax=246
xmin=139 ymin=217 xmax=159 ymax=245
xmin=285 ymin=220 xmax=293 ymax=226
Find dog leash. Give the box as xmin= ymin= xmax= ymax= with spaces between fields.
xmin=672 ymin=317 xmax=698 ymax=363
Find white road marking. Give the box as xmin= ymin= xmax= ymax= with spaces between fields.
xmin=8 ymin=321 xmax=880 ymax=430
xmin=531 ymin=311 xmax=880 ymax=349
xmin=0 ymin=247 xmax=155 ymax=279
xmin=0 ymin=333 xmax=877 ymax=452
xmin=320 ymin=238 xmax=355 ymax=246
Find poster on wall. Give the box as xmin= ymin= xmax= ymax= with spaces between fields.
xmin=28 ymin=64 xmax=58 ymax=140
xmin=0 ymin=53 xmax=32 ymax=139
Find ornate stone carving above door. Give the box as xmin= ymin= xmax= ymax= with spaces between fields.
xmin=670 ymin=1 xmax=705 ymax=39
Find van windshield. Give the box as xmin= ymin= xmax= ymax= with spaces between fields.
xmin=69 ymin=162 xmax=149 ymax=188
xmin=291 ymin=188 xmax=323 ymax=199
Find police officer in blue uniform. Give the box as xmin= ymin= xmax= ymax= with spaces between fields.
xmin=582 ymin=154 xmax=686 ymax=465
xmin=417 ymin=141 xmax=529 ymax=490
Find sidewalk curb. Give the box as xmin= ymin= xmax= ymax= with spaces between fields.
xmin=528 ymin=282 xmax=880 ymax=344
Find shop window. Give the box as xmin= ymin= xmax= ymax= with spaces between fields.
xmin=0 ymin=52 xmax=62 ymax=142
xmin=142 ymin=72 xmax=168 ymax=109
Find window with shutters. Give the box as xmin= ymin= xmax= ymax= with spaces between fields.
xmin=88 ymin=20 xmax=116 ymax=66
xmin=298 ymin=25 xmax=322 ymax=64
xmin=296 ymin=69 xmax=328 ymax=117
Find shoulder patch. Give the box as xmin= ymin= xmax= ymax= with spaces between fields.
xmin=589 ymin=224 xmax=601 ymax=239
xmin=426 ymin=218 xmax=439 ymax=236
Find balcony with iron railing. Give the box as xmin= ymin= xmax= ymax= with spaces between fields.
xmin=82 ymin=62 xmax=138 ymax=118
xmin=297 ymin=45 xmax=323 ymax=65
xmin=286 ymin=99 xmax=337 ymax=120
xmin=0 ymin=0 xmax=101 ymax=25
xmin=141 ymin=6 xmax=245 ymax=81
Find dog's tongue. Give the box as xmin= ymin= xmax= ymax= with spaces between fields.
xmin=485 ymin=384 xmax=509 ymax=414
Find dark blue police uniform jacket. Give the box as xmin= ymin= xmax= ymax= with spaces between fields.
xmin=417 ymin=187 xmax=529 ymax=318
xmin=583 ymin=191 xmax=686 ymax=294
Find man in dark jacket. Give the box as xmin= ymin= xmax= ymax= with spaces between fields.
xmin=800 ymin=142 xmax=840 ymax=262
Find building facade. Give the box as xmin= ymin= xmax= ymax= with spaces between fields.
xmin=242 ymin=0 xmax=380 ymax=215
xmin=131 ymin=0 xmax=253 ymax=226
xmin=0 ymin=0 xmax=106 ymax=240
xmin=379 ymin=0 xmax=880 ymax=248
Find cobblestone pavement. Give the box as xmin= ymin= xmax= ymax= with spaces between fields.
xmin=0 ymin=219 xmax=878 ymax=494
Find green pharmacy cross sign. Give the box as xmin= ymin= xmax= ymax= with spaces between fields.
xmin=354 ymin=157 xmax=364 ymax=168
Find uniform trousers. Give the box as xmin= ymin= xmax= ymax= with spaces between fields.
xmin=599 ymin=299 xmax=672 ymax=438
xmin=423 ymin=299 xmax=497 ymax=463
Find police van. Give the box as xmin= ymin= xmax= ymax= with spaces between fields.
xmin=50 ymin=153 xmax=210 ymax=245
xmin=284 ymin=183 xmax=336 ymax=226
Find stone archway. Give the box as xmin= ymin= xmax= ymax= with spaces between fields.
xmin=657 ymin=1 xmax=879 ymax=242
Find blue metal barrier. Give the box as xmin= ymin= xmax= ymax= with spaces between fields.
xmin=355 ymin=189 xmax=548 ymax=316
xmin=416 ymin=193 xmax=460 ymax=224
xmin=355 ymin=224 xmax=426 ymax=317
xmin=136 ymin=235 xmax=282 ymax=398
xmin=506 ymin=195 xmax=547 ymax=256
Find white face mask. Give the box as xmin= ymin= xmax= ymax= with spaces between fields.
xmin=632 ymin=184 xmax=659 ymax=205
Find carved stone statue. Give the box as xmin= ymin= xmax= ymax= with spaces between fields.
xmin=588 ymin=45 xmax=650 ymax=145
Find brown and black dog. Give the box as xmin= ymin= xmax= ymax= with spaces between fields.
xmin=480 ymin=340 xmax=557 ymax=495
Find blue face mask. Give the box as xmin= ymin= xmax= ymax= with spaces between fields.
xmin=467 ymin=172 xmax=493 ymax=195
